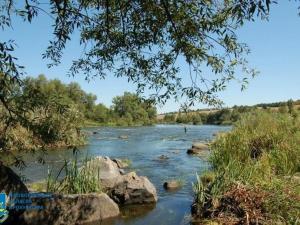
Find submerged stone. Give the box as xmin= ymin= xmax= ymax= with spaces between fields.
xmin=163 ymin=180 xmax=182 ymax=191
xmin=187 ymin=142 xmax=209 ymax=155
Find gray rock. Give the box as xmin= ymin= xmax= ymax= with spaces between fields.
xmin=187 ymin=142 xmax=209 ymax=155
xmin=119 ymin=135 xmax=128 ymax=139
xmin=85 ymin=157 xmax=158 ymax=205
xmin=163 ymin=180 xmax=182 ymax=191
xmin=85 ymin=156 xmax=122 ymax=189
xmin=22 ymin=193 xmax=119 ymax=225
xmin=119 ymin=169 xmax=126 ymax=175
xmin=192 ymin=143 xmax=209 ymax=150
xmin=113 ymin=158 xmax=129 ymax=169
xmin=110 ymin=172 xmax=158 ymax=205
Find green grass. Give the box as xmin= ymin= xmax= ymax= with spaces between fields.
xmin=46 ymin=155 xmax=101 ymax=194
xmin=193 ymin=111 xmax=300 ymax=224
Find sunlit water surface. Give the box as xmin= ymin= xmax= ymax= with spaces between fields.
xmin=19 ymin=124 xmax=231 ymax=225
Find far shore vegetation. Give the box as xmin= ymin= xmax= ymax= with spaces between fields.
xmin=0 ymin=74 xmax=157 ymax=159
xmin=159 ymin=99 xmax=300 ymax=126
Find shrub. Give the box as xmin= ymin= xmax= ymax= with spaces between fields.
xmin=193 ymin=111 xmax=300 ymax=224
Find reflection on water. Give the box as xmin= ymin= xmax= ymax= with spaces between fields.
xmin=17 ymin=124 xmax=231 ymax=225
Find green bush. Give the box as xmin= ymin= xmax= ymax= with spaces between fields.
xmin=193 ymin=111 xmax=300 ymax=224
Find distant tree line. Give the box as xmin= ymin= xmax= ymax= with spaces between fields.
xmin=19 ymin=75 xmax=157 ymax=127
xmin=255 ymin=99 xmax=300 ymax=108
xmin=162 ymin=107 xmax=251 ymax=125
xmin=88 ymin=92 xmax=157 ymax=126
xmin=161 ymin=100 xmax=300 ymax=125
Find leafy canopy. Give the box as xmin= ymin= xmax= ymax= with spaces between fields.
xmin=0 ymin=0 xmax=281 ymax=108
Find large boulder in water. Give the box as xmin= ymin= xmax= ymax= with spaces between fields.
xmin=85 ymin=157 xmax=158 ymax=205
xmin=110 ymin=172 xmax=158 ymax=205
xmin=21 ymin=193 xmax=120 ymax=225
xmin=86 ymin=156 xmax=123 ymax=189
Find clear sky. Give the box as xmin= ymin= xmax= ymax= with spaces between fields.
xmin=2 ymin=2 xmax=300 ymax=113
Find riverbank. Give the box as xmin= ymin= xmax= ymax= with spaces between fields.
xmin=83 ymin=119 xmax=156 ymax=128
xmin=191 ymin=111 xmax=300 ymax=224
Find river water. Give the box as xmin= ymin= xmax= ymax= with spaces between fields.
xmin=20 ymin=124 xmax=230 ymax=225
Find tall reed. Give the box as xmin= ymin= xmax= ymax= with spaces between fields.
xmin=46 ymin=154 xmax=101 ymax=194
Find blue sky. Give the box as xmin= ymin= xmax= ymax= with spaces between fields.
xmin=2 ymin=2 xmax=300 ymax=113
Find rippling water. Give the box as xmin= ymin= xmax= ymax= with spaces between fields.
xmin=19 ymin=124 xmax=231 ymax=225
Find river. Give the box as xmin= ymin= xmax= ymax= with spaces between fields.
xmin=19 ymin=124 xmax=231 ymax=225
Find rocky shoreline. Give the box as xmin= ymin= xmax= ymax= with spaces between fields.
xmin=0 ymin=156 xmax=158 ymax=225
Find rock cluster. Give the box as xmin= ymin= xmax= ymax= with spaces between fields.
xmin=1 ymin=156 xmax=157 ymax=224
xmin=87 ymin=156 xmax=158 ymax=205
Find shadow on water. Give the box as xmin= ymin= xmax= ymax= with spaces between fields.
xmin=119 ymin=204 xmax=156 ymax=221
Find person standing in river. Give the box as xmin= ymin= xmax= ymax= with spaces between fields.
xmin=184 ymin=126 xmax=187 ymax=134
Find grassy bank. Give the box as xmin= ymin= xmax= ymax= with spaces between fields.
xmin=192 ymin=111 xmax=300 ymax=224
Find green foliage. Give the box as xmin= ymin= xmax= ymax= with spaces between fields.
xmin=176 ymin=113 xmax=192 ymax=124
xmin=90 ymin=103 xmax=109 ymax=123
xmin=162 ymin=106 xmax=253 ymax=125
xmin=46 ymin=155 xmax=101 ymax=194
xmin=287 ymin=99 xmax=294 ymax=114
xmin=163 ymin=114 xmax=176 ymax=123
xmin=0 ymin=1 xmax=281 ymax=107
xmin=0 ymin=75 xmax=89 ymax=169
xmin=0 ymin=75 xmax=86 ymax=153
xmin=256 ymin=99 xmax=300 ymax=108
xmin=194 ymin=111 xmax=300 ymax=224
xmin=193 ymin=173 xmax=209 ymax=210
xmin=211 ymin=112 xmax=300 ymax=175
xmin=163 ymin=100 xmax=300 ymax=126
xmin=110 ymin=92 xmax=157 ymax=126
xmin=0 ymin=75 xmax=156 ymax=167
